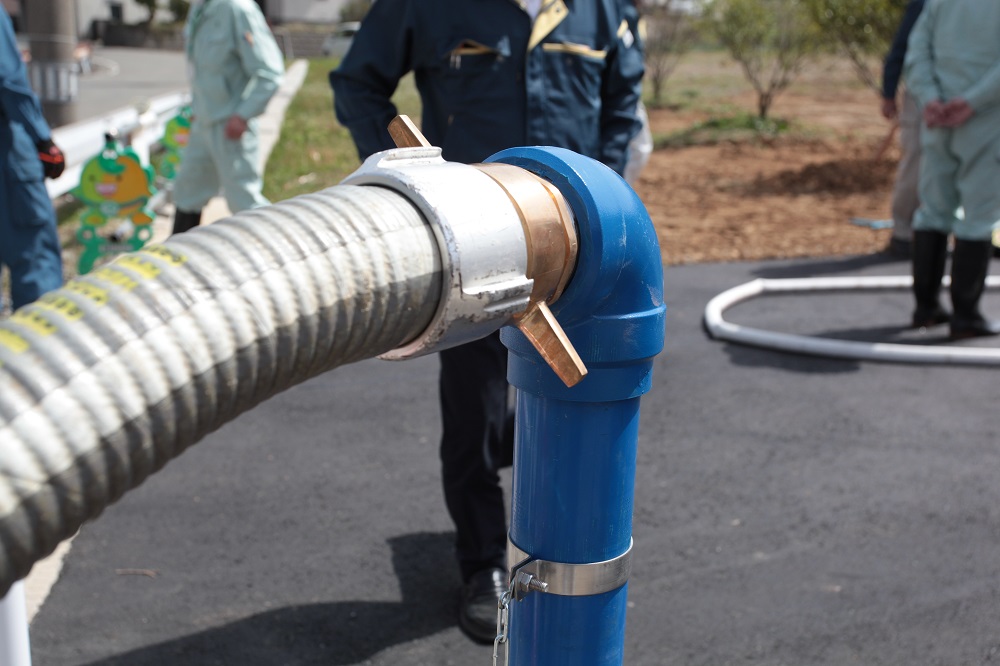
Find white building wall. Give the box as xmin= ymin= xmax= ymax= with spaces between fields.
xmin=74 ymin=0 xmax=177 ymax=37
xmin=271 ymin=0 xmax=349 ymax=23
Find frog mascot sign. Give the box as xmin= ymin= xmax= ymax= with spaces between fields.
xmin=160 ymin=106 xmax=191 ymax=181
xmin=72 ymin=133 xmax=157 ymax=274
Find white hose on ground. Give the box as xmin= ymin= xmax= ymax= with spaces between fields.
xmin=703 ymin=275 xmax=1000 ymax=364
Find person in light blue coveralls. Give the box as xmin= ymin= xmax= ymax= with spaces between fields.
xmin=0 ymin=5 xmax=66 ymax=311
xmin=904 ymin=0 xmax=1000 ymax=339
xmin=171 ymin=0 xmax=284 ymax=234
xmin=330 ymin=0 xmax=644 ymax=645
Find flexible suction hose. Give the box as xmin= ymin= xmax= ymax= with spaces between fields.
xmin=0 ymin=184 xmax=442 ymax=596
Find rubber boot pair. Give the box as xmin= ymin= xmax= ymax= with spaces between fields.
xmin=949 ymin=238 xmax=1000 ymax=340
xmin=172 ymin=209 xmax=202 ymax=235
xmin=910 ymin=230 xmax=950 ymax=328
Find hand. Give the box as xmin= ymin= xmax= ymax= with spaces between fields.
xmin=923 ymin=99 xmax=946 ymax=128
xmin=880 ymin=97 xmax=898 ymax=120
xmin=36 ymin=139 xmax=66 ymax=179
xmin=224 ymin=115 xmax=248 ymax=140
xmin=940 ymin=98 xmax=974 ymax=127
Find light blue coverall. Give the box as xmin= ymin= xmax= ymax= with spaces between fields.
xmin=0 ymin=6 xmax=62 ymax=310
xmin=174 ymin=0 xmax=284 ymax=214
xmin=905 ymin=0 xmax=1000 ymax=241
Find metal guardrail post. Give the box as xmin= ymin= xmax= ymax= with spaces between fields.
xmin=22 ymin=0 xmax=79 ymax=127
xmin=0 ymin=582 xmax=31 ymax=666
xmin=491 ymin=147 xmax=666 ymax=665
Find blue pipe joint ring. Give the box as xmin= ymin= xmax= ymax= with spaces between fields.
xmin=488 ymin=147 xmax=666 ymax=402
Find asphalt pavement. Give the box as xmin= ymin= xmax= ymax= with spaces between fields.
xmin=71 ymin=47 xmax=188 ymax=124
xmin=18 ymin=40 xmax=1000 ymax=666
xmin=25 ymin=245 xmax=1000 ymax=664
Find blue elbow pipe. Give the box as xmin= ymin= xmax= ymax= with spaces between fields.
xmin=488 ymin=147 xmax=666 ymax=665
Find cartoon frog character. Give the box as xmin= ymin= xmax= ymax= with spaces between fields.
xmin=73 ymin=133 xmax=158 ymax=274
xmin=161 ymin=106 xmax=191 ymax=180
xmin=74 ymin=133 xmax=157 ymax=227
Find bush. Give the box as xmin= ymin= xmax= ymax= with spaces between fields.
xmin=644 ymin=1 xmax=699 ymax=107
xmin=706 ymin=0 xmax=821 ymax=119
xmin=339 ymin=0 xmax=372 ymax=23
xmin=170 ymin=0 xmax=191 ymax=23
xmin=803 ymin=0 xmax=907 ymax=90
xmin=135 ymin=0 xmax=156 ymax=26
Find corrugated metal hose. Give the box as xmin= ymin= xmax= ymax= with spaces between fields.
xmin=0 ymin=184 xmax=442 ymax=597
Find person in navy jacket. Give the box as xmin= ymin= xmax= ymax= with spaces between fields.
xmin=0 ymin=5 xmax=65 ymax=312
xmin=331 ymin=0 xmax=644 ymax=644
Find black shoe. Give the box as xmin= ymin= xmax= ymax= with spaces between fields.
xmin=949 ymin=239 xmax=1000 ymax=340
xmin=458 ymin=566 xmax=506 ymax=645
xmin=910 ymin=230 xmax=950 ymax=328
xmin=950 ymin=315 xmax=1000 ymax=340
xmin=912 ymin=304 xmax=950 ymax=329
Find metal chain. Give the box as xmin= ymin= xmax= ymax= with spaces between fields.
xmin=492 ymin=580 xmax=516 ymax=666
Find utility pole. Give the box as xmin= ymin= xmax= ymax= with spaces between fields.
xmin=22 ymin=0 xmax=79 ymax=128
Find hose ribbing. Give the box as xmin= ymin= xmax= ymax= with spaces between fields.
xmin=0 ymin=184 xmax=441 ymax=596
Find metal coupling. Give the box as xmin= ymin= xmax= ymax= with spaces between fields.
xmin=343 ymin=117 xmax=588 ymax=386
xmin=342 ymin=122 xmax=534 ymax=359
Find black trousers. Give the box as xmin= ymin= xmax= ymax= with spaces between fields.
xmin=439 ymin=331 xmax=514 ymax=583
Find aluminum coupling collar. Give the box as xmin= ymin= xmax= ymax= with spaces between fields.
xmin=342 ymin=146 xmax=533 ymax=359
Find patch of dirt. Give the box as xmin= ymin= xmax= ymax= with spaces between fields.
xmin=636 ymin=81 xmax=900 ymax=265
xmin=752 ymin=157 xmax=895 ymax=196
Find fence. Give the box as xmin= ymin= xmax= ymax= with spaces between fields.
xmin=45 ymin=90 xmax=191 ymax=202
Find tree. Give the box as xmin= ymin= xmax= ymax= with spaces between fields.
xmin=339 ymin=0 xmax=373 ymax=23
xmin=135 ymin=0 xmax=157 ymax=27
xmin=643 ymin=1 xmax=699 ymax=107
xmin=706 ymin=0 xmax=820 ymax=119
xmin=803 ymin=0 xmax=907 ymax=91
xmin=170 ymin=0 xmax=191 ymax=23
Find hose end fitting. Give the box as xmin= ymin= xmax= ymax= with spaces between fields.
xmin=342 ymin=142 xmax=533 ymax=359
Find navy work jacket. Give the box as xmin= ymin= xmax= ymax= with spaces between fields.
xmin=1 ymin=6 xmax=53 ymax=226
xmin=330 ymin=0 xmax=644 ymax=174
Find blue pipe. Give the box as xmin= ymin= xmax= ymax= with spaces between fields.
xmin=488 ymin=147 xmax=666 ymax=665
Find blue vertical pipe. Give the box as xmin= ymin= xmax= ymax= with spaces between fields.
xmin=488 ymin=147 xmax=666 ymax=665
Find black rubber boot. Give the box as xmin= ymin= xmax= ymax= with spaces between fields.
xmin=172 ymin=209 xmax=202 ymax=235
xmin=910 ymin=230 xmax=950 ymax=328
xmin=949 ymin=238 xmax=1000 ymax=340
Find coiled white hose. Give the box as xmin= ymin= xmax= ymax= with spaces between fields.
xmin=704 ymin=275 xmax=1000 ymax=364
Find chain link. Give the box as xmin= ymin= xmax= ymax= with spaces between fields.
xmin=492 ymin=580 xmax=516 ymax=666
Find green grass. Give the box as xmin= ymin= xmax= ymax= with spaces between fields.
xmin=56 ymin=58 xmax=419 ymax=236
xmin=654 ymin=112 xmax=793 ymax=149
xmin=262 ymin=57 xmax=422 ymax=202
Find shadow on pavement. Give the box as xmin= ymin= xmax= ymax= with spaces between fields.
xmin=82 ymin=532 xmax=459 ymax=666
xmin=720 ymin=343 xmax=862 ymax=374
xmin=752 ymin=252 xmax=905 ymax=279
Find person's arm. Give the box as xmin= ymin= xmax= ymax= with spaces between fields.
xmin=598 ymin=1 xmax=645 ymax=176
xmin=0 ymin=8 xmax=52 ymax=145
xmin=882 ymin=0 xmax=925 ymax=106
xmin=960 ymin=50 xmax=1000 ymax=113
xmin=329 ymin=0 xmax=415 ymax=160
xmin=903 ymin=0 xmax=940 ymax=111
xmin=231 ymin=1 xmax=285 ymax=122
xmin=0 ymin=8 xmax=64 ymax=177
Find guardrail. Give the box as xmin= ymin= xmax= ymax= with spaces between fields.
xmin=45 ymin=90 xmax=190 ymax=200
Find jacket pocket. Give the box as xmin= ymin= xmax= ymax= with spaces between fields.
xmin=442 ymin=37 xmax=509 ymax=72
xmin=4 ymin=167 xmax=53 ymax=228
xmin=6 ymin=125 xmax=52 ymax=227
xmin=195 ymin=30 xmax=233 ymax=71
xmin=541 ymin=41 xmax=607 ymax=61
